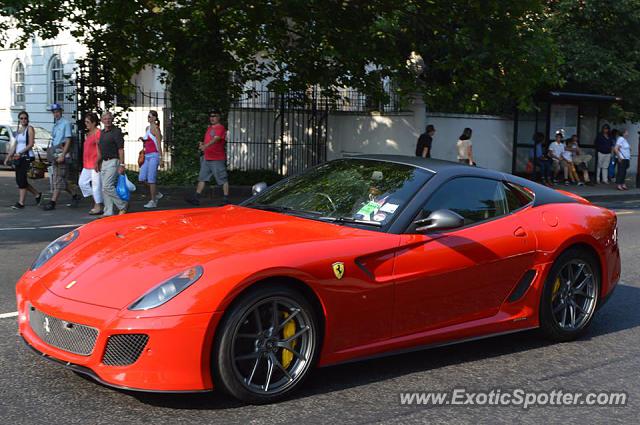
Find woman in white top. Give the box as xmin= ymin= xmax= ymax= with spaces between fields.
xmin=614 ymin=129 xmax=631 ymax=190
xmin=3 ymin=111 xmax=41 ymax=209
xmin=456 ymin=128 xmax=474 ymax=165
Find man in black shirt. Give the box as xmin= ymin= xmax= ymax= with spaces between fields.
xmin=416 ymin=124 xmax=436 ymax=158
xmin=96 ymin=112 xmax=128 ymax=215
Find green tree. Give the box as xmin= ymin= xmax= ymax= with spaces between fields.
xmin=1 ymin=1 xmax=561 ymax=174
xmin=547 ymin=0 xmax=640 ymax=121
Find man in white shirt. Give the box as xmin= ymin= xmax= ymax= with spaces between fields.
xmin=548 ymin=132 xmax=568 ymax=183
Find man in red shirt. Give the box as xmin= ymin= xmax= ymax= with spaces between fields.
xmin=186 ymin=109 xmax=229 ymax=205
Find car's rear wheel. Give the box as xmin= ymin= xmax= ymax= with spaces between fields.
xmin=539 ymin=248 xmax=599 ymax=341
xmin=212 ymin=284 xmax=319 ymax=404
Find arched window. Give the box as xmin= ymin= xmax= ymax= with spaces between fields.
xmin=49 ymin=55 xmax=64 ymax=104
xmin=12 ymin=60 xmax=25 ymax=106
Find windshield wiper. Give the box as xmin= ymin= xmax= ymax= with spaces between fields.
xmin=247 ymin=203 xmax=295 ymax=213
xmin=247 ymin=204 xmax=322 ymax=218
xmin=318 ymin=216 xmax=383 ymax=227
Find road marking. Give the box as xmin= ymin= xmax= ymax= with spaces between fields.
xmin=0 ymin=311 xmax=18 ymax=319
xmin=0 ymin=223 xmax=82 ymax=231
xmin=616 ymin=211 xmax=636 ymax=215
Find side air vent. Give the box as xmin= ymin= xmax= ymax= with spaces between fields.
xmin=507 ymin=270 xmax=536 ymax=303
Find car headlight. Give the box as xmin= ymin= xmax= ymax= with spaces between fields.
xmin=128 ymin=266 xmax=204 ymax=310
xmin=31 ymin=230 xmax=79 ymax=271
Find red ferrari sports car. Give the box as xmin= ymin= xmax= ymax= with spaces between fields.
xmin=16 ymin=155 xmax=620 ymax=403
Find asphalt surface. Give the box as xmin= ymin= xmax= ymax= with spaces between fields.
xmin=1 ymin=169 xmax=639 ymax=424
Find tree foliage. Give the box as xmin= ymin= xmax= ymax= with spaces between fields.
xmin=547 ymin=0 xmax=640 ymax=121
xmin=1 ymin=1 xmax=564 ymax=171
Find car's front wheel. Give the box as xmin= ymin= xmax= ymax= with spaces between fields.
xmin=539 ymin=248 xmax=600 ymax=342
xmin=212 ymin=284 xmax=319 ymax=404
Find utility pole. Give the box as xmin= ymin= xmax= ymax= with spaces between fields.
xmin=636 ymin=132 xmax=640 ymax=188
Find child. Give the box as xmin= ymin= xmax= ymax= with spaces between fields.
xmin=561 ymin=149 xmax=579 ymax=185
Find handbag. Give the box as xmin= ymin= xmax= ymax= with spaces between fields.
xmin=28 ymin=150 xmax=46 ymax=179
xmin=525 ymin=160 xmax=534 ymax=174
xmin=138 ymin=149 xmax=145 ymax=167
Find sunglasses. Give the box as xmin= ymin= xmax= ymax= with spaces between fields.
xmin=19 ymin=116 xmax=28 ymax=120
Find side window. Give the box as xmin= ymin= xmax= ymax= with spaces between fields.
xmin=504 ymin=182 xmax=534 ymax=212
xmin=422 ymin=177 xmax=508 ymax=226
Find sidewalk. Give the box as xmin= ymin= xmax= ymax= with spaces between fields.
xmin=548 ymin=180 xmax=640 ymax=202
xmin=0 ymin=169 xmax=253 ymax=227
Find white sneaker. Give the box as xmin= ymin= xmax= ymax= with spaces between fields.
xmin=156 ymin=192 xmax=164 ymax=200
xmin=143 ymin=200 xmax=157 ymax=209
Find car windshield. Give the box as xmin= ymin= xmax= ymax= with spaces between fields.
xmin=244 ymin=159 xmax=433 ymax=226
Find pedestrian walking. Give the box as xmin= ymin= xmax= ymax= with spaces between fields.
xmin=96 ymin=111 xmax=128 ymax=215
xmin=614 ymin=129 xmax=631 ymax=191
xmin=78 ymin=112 xmax=103 ymax=215
xmin=594 ymin=124 xmax=613 ymax=184
xmin=138 ymin=110 xmax=164 ymax=208
xmin=4 ymin=110 xmax=41 ymax=209
xmin=42 ymin=103 xmax=81 ymax=210
xmin=456 ymin=127 xmax=474 ymax=165
xmin=186 ymin=109 xmax=229 ymax=206
xmin=416 ymin=124 xmax=435 ymax=158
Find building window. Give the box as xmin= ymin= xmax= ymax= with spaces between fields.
xmin=12 ymin=60 xmax=25 ymax=106
xmin=49 ymin=55 xmax=65 ymax=104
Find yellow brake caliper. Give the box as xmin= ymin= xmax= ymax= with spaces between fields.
xmin=281 ymin=312 xmax=297 ymax=368
xmin=552 ymin=277 xmax=561 ymax=299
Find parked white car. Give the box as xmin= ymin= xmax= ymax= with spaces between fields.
xmin=0 ymin=124 xmax=51 ymax=164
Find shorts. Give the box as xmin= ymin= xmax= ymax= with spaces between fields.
xmin=199 ymin=159 xmax=228 ymax=185
xmin=52 ymin=161 xmax=68 ymax=191
xmin=139 ymin=152 xmax=160 ymax=184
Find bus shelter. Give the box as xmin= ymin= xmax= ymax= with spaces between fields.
xmin=512 ymin=91 xmax=621 ymax=177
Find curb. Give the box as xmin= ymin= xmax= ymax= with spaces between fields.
xmin=134 ymin=184 xmax=253 ymax=198
xmin=583 ymin=193 xmax=640 ymax=202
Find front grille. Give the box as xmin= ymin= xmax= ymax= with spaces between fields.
xmin=102 ymin=334 xmax=149 ymax=366
xmin=28 ymin=305 xmax=99 ymax=356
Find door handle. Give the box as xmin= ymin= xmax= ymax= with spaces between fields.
xmin=514 ymin=227 xmax=527 ymax=237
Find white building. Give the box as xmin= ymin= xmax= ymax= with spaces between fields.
xmin=0 ymin=31 xmax=85 ymax=128
xmin=0 ymin=31 xmax=164 ymax=143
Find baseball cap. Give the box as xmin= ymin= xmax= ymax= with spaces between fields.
xmin=49 ymin=103 xmax=63 ymax=111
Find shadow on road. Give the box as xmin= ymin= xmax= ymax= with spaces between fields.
xmin=124 ymin=283 xmax=639 ymax=409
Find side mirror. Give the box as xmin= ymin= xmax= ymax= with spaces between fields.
xmin=252 ymin=182 xmax=268 ymax=196
xmin=414 ymin=209 xmax=464 ymax=233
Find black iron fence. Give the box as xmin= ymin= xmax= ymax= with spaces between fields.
xmin=228 ymin=88 xmax=329 ymax=176
xmin=70 ymin=82 xmax=402 ymax=175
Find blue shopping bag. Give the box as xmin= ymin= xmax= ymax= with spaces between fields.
xmin=608 ymin=157 xmax=617 ymax=180
xmin=116 ymin=174 xmax=130 ymax=201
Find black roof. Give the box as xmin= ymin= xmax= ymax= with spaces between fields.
xmin=540 ymin=91 xmax=622 ymax=103
xmin=348 ymin=154 xmax=577 ymax=207
xmin=351 ymin=154 xmax=475 ymax=174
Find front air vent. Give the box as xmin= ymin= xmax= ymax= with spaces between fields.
xmin=102 ymin=334 xmax=149 ymax=366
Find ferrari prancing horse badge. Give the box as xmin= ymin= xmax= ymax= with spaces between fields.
xmin=332 ymin=262 xmax=345 ymax=279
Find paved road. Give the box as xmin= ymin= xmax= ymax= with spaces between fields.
xmin=1 ymin=170 xmax=639 ymax=424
